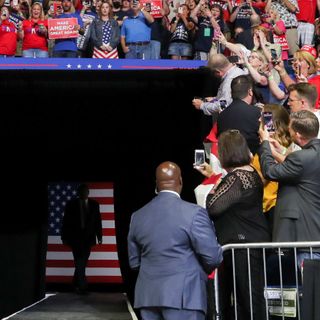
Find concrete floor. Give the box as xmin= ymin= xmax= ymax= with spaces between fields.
xmin=8 ymin=292 xmax=135 ymax=320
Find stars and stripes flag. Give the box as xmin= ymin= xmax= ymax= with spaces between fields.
xmin=92 ymin=22 xmax=119 ymax=59
xmin=93 ymin=47 xmax=119 ymax=59
xmin=46 ymin=182 xmax=123 ymax=284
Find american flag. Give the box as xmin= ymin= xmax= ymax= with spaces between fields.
xmin=92 ymin=21 xmax=119 ymax=59
xmin=93 ymin=47 xmax=119 ymax=59
xmin=46 ymin=182 xmax=123 ymax=283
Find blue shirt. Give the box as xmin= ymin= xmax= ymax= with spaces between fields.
xmin=120 ymin=12 xmax=151 ymax=42
xmin=53 ymin=12 xmax=83 ymax=52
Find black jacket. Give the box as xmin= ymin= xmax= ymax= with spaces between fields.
xmin=61 ymin=198 xmax=102 ymax=246
xmin=259 ymin=139 xmax=320 ymax=242
xmin=217 ymin=99 xmax=261 ymax=154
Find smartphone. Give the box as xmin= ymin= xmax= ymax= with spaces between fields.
xmin=219 ymin=100 xmax=227 ymax=110
xmin=297 ymin=64 xmax=301 ymax=77
xmin=270 ymin=49 xmax=277 ymax=61
xmin=13 ymin=0 xmax=18 ymax=6
xmin=178 ymin=6 xmax=183 ymax=13
xmin=213 ymin=28 xmax=221 ymax=40
xmin=194 ymin=149 xmax=205 ymax=167
xmin=263 ymin=112 xmax=275 ymax=132
xmin=228 ymin=55 xmax=239 ymax=64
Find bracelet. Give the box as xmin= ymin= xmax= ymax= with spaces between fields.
xmin=268 ymin=75 xmax=273 ymax=81
xmin=281 ymin=147 xmax=287 ymax=155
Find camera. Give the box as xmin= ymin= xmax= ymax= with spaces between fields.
xmin=270 ymin=49 xmax=279 ymax=65
xmin=228 ymin=55 xmax=240 ymax=64
xmin=219 ymin=100 xmax=227 ymax=110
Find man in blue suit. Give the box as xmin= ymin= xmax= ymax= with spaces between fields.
xmin=128 ymin=161 xmax=223 ymax=320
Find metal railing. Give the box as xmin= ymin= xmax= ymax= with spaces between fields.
xmin=213 ymin=242 xmax=320 ymax=320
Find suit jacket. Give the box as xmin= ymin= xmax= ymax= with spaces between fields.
xmin=217 ymin=99 xmax=261 ymax=154
xmin=127 ymin=191 xmax=223 ymax=313
xmin=259 ymin=139 xmax=320 ymax=242
xmin=61 ymin=198 xmax=102 ymax=247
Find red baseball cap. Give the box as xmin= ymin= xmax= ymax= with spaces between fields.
xmin=300 ymin=45 xmax=317 ymax=59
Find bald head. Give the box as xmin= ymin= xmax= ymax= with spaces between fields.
xmin=156 ymin=161 xmax=182 ymax=194
xmin=208 ymin=53 xmax=231 ymax=72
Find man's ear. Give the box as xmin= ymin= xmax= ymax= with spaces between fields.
xmin=295 ymin=131 xmax=304 ymax=143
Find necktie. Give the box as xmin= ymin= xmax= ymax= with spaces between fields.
xmin=80 ymin=200 xmax=87 ymax=229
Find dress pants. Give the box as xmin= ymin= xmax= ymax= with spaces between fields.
xmin=71 ymin=242 xmax=91 ymax=291
xmin=302 ymin=259 xmax=320 ymax=320
xmin=140 ymin=307 xmax=205 ymax=320
xmin=218 ymin=249 xmax=266 ymax=320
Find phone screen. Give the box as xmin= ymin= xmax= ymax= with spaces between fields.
xmin=194 ymin=149 xmax=205 ymax=166
xmin=271 ymin=49 xmax=277 ymax=61
xmin=263 ymin=112 xmax=274 ymax=132
xmin=297 ymin=64 xmax=301 ymax=76
xmin=228 ymin=55 xmax=239 ymax=64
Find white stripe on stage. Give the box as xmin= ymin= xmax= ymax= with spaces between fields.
xmin=46 ymin=267 xmax=122 ymax=276
xmin=48 ymin=235 xmax=117 ymax=244
xmin=46 ymin=251 xmax=119 ymax=260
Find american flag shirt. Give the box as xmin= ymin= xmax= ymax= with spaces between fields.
xmin=102 ymin=20 xmax=112 ymax=45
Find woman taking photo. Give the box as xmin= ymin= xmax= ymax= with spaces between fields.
xmin=90 ymin=1 xmax=120 ymax=59
xmin=252 ymin=104 xmax=291 ymax=231
xmin=205 ymin=129 xmax=270 ymax=320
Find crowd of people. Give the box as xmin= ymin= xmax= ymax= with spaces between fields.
xmin=0 ymin=0 xmax=319 ymax=59
xmin=126 ymin=42 xmax=320 ymax=319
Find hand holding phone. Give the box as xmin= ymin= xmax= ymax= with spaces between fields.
xmin=263 ymin=112 xmax=275 ymax=132
xmin=297 ymin=64 xmax=302 ymax=77
xmin=194 ymin=149 xmax=205 ymax=168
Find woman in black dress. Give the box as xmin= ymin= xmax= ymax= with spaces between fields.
xmin=206 ymin=129 xmax=270 ymax=320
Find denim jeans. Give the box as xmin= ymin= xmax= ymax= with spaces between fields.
xmin=125 ymin=43 xmax=151 ymax=60
xmin=168 ymin=42 xmax=192 ymax=57
xmin=150 ymin=40 xmax=161 ymax=59
xmin=23 ymin=49 xmax=49 ymax=58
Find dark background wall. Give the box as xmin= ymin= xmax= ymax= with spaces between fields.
xmin=0 ymin=68 xmax=218 ymax=318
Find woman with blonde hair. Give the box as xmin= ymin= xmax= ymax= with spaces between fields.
xmin=252 ymin=103 xmax=291 ymax=230
xmin=274 ymin=45 xmax=320 ymax=108
xmin=18 ymin=1 xmax=49 ymax=57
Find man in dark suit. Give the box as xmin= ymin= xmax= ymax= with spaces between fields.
xmin=259 ymin=110 xmax=320 ymax=244
xmin=217 ymin=75 xmax=261 ymax=155
xmin=128 ymin=161 xmax=223 ymax=320
xmin=61 ymin=183 xmax=102 ymax=294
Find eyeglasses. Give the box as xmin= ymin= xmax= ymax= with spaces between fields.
xmin=229 ymin=129 xmax=240 ymax=134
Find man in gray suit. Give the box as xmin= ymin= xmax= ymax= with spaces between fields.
xmin=128 ymin=161 xmax=223 ymax=320
xmin=259 ymin=110 xmax=320 ymax=246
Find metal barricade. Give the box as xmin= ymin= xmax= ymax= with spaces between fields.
xmin=212 ymin=242 xmax=320 ymax=320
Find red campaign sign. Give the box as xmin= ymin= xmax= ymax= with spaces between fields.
xmin=140 ymin=0 xmax=163 ymax=18
xmin=48 ymin=18 xmax=79 ymax=39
